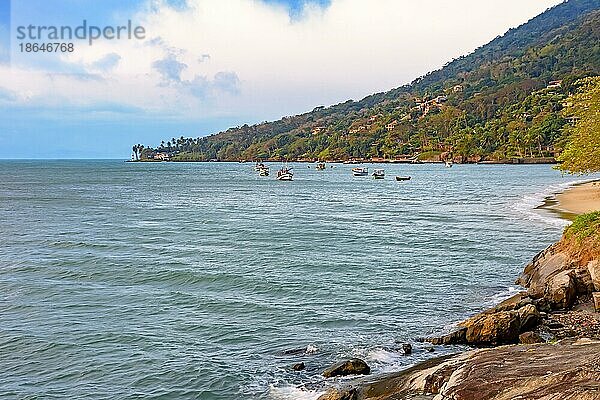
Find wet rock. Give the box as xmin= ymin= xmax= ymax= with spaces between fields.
xmin=292 ymin=362 xmax=305 ymax=371
xmin=401 ymin=343 xmax=412 ymax=355
xmin=519 ymin=331 xmax=544 ymax=344
xmin=318 ymin=387 xmax=359 ymax=400
xmin=464 ymin=311 xmax=521 ymax=345
xmin=323 ymin=358 xmax=370 ymax=378
xmin=424 ymin=328 xmax=466 ymax=345
xmin=546 ymin=270 xmax=576 ymax=309
xmin=517 ymin=304 xmax=540 ymax=332
xmin=589 ymin=260 xmax=600 ymax=291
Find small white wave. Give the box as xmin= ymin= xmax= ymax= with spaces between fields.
xmin=305 ymin=344 xmax=319 ymax=354
xmin=367 ymin=348 xmax=398 ymax=364
xmin=268 ymin=384 xmax=325 ymax=400
xmin=485 ymin=286 xmax=522 ymax=307
xmin=512 ymin=178 xmax=593 ymax=228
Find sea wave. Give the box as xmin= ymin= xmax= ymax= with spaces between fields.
xmin=511 ymin=178 xmax=593 ymax=228
xmin=268 ymin=384 xmax=325 ymax=400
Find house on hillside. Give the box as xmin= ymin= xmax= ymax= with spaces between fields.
xmin=452 ymin=85 xmax=464 ymax=93
xmin=311 ymin=126 xmax=326 ymax=135
xmin=154 ymin=152 xmax=171 ymax=161
xmin=386 ymin=120 xmax=399 ymax=131
xmin=547 ymin=80 xmax=562 ymax=89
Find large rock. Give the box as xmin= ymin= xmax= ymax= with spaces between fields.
xmin=318 ymin=339 xmax=600 ymax=400
xmin=593 ymin=293 xmax=600 ymax=313
xmin=463 ymin=311 xmax=521 ymax=345
xmin=323 ymin=358 xmax=370 ymax=378
xmin=545 ymin=270 xmax=577 ymax=310
xmin=588 ymin=260 xmax=600 ymax=291
xmin=517 ymin=304 xmax=540 ymax=332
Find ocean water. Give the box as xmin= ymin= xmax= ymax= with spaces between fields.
xmin=0 ymin=160 xmax=592 ymax=399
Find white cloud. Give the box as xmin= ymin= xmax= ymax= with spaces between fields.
xmin=0 ymin=0 xmax=564 ymax=122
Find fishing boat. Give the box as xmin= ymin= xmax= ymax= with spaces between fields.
xmin=276 ymin=166 xmax=293 ymax=181
xmin=372 ymin=169 xmax=385 ymax=179
xmin=316 ymin=162 xmax=326 ymax=171
xmin=259 ymin=166 xmax=270 ymax=176
xmin=351 ymin=167 xmax=368 ymax=176
xmin=254 ymin=161 xmax=267 ymax=171
xmin=395 ymin=176 xmax=411 ymax=181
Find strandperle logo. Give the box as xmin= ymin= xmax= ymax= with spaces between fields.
xmin=16 ymin=20 xmax=146 ymax=46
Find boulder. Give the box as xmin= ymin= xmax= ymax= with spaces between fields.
xmin=401 ymin=343 xmax=412 ymax=355
xmin=519 ymin=331 xmax=544 ymax=344
xmin=464 ymin=311 xmax=521 ymax=345
xmin=545 ymin=270 xmax=576 ymax=310
xmin=571 ymin=267 xmax=594 ymax=295
xmin=588 ymin=260 xmax=600 ymax=291
xmin=425 ymin=328 xmax=466 ymax=345
xmin=517 ymin=304 xmax=540 ymax=332
xmin=593 ymin=293 xmax=600 ymax=313
xmin=292 ymin=362 xmax=305 ymax=371
xmin=323 ymin=358 xmax=370 ymax=378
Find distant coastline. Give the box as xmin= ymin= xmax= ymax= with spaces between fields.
xmin=127 ymin=156 xmax=559 ymax=165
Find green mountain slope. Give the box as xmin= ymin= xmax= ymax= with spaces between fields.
xmin=135 ymin=0 xmax=600 ymax=162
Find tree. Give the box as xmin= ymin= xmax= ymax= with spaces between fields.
xmin=558 ymin=76 xmax=600 ymax=174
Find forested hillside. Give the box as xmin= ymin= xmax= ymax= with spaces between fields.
xmin=134 ymin=0 xmax=600 ymax=162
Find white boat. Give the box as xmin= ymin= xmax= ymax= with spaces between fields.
xmin=259 ymin=166 xmax=269 ymax=176
xmin=352 ymin=167 xmax=368 ymax=176
xmin=254 ymin=161 xmax=266 ymax=171
xmin=372 ymin=169 xmax=385 ymax=179
xmin=276 ymin=166 xmax=293 ymax=181
xmin=445 ymin=160 xmax=453 ymax=168
xmin=316 ymin=162 xmax=326 ymax=171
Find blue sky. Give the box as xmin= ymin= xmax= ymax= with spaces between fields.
xmin=0 ymin=0 xmax=562 ymax=159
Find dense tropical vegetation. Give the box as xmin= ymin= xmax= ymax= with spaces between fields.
xmin=557 ymin=76 xmax=600 ymax=173
xmin=134 ymin=0 xmax=600 ymax=163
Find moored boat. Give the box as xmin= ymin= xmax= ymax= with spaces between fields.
xmin=276 ymin=166 xmax=293 ymax=181
xmin=372 ymin=169 xmax=385 ymax=179
xmin=259 ymin=166 xmax=270 ymax=176
xmin=316 ymin=162 xmax=326 ymax=171
xmin=351 ymin=167 xmax=368 ymax=176
xmin=395 ymin=176 xmax=411 ymax=181
xmin=445 ymin=160 xmax=453 ymax=168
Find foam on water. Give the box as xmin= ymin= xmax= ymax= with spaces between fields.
xmin=511 ymin=178 xmax=593 ymax=228
xmin=268 ymin=385 xmax=325 ymax=400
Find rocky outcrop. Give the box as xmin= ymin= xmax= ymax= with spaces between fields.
xmin=318 ymin=339 xmax=600 ymax=400
xmin=589 ymin=260 xmax=600 ymax=291
xmin=519 ymin=331 xmax=543 ymax=344
xmin=323 ymin=358 xmax=370 ymax=378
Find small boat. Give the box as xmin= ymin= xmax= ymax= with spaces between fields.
xmin=445 ymin=160 xmax=453 ymax=168
xmin=259 ymin=166 xmax=270 ymax=176
xmin=276 ymin=166 xmax=293 ymax=181
xmin=395 ymin=176 xmax=411 ymax=181
xmin=254 ymin=161 xmax=267 ymax=171
xmin=352 ymin=167 xmax=368 ymax=176
xmin=372 ymin=169 xmax=385 ymax=179
xmin=316 ymin=162 xmax=326 ymax=171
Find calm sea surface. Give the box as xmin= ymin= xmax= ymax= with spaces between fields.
xmin=0 ymin=161 xmax=592 ymax=399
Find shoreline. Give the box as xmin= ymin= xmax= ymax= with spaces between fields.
xmin=541 ymin=180 xmax=600 ymax=218
xmin=318 ymin=181 xmax=600 ymax=400
xmin=127 ymin=158 xmax=559 ymax=165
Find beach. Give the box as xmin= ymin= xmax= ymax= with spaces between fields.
xmin=550 ymin=180 xmax=600 ymax=215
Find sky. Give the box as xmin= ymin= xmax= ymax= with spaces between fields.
xmin=0 ymin=0 xmax=564 ymax=159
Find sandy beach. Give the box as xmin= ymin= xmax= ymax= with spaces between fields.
xmin=551 ymin=180 xmax=600 ymax=215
